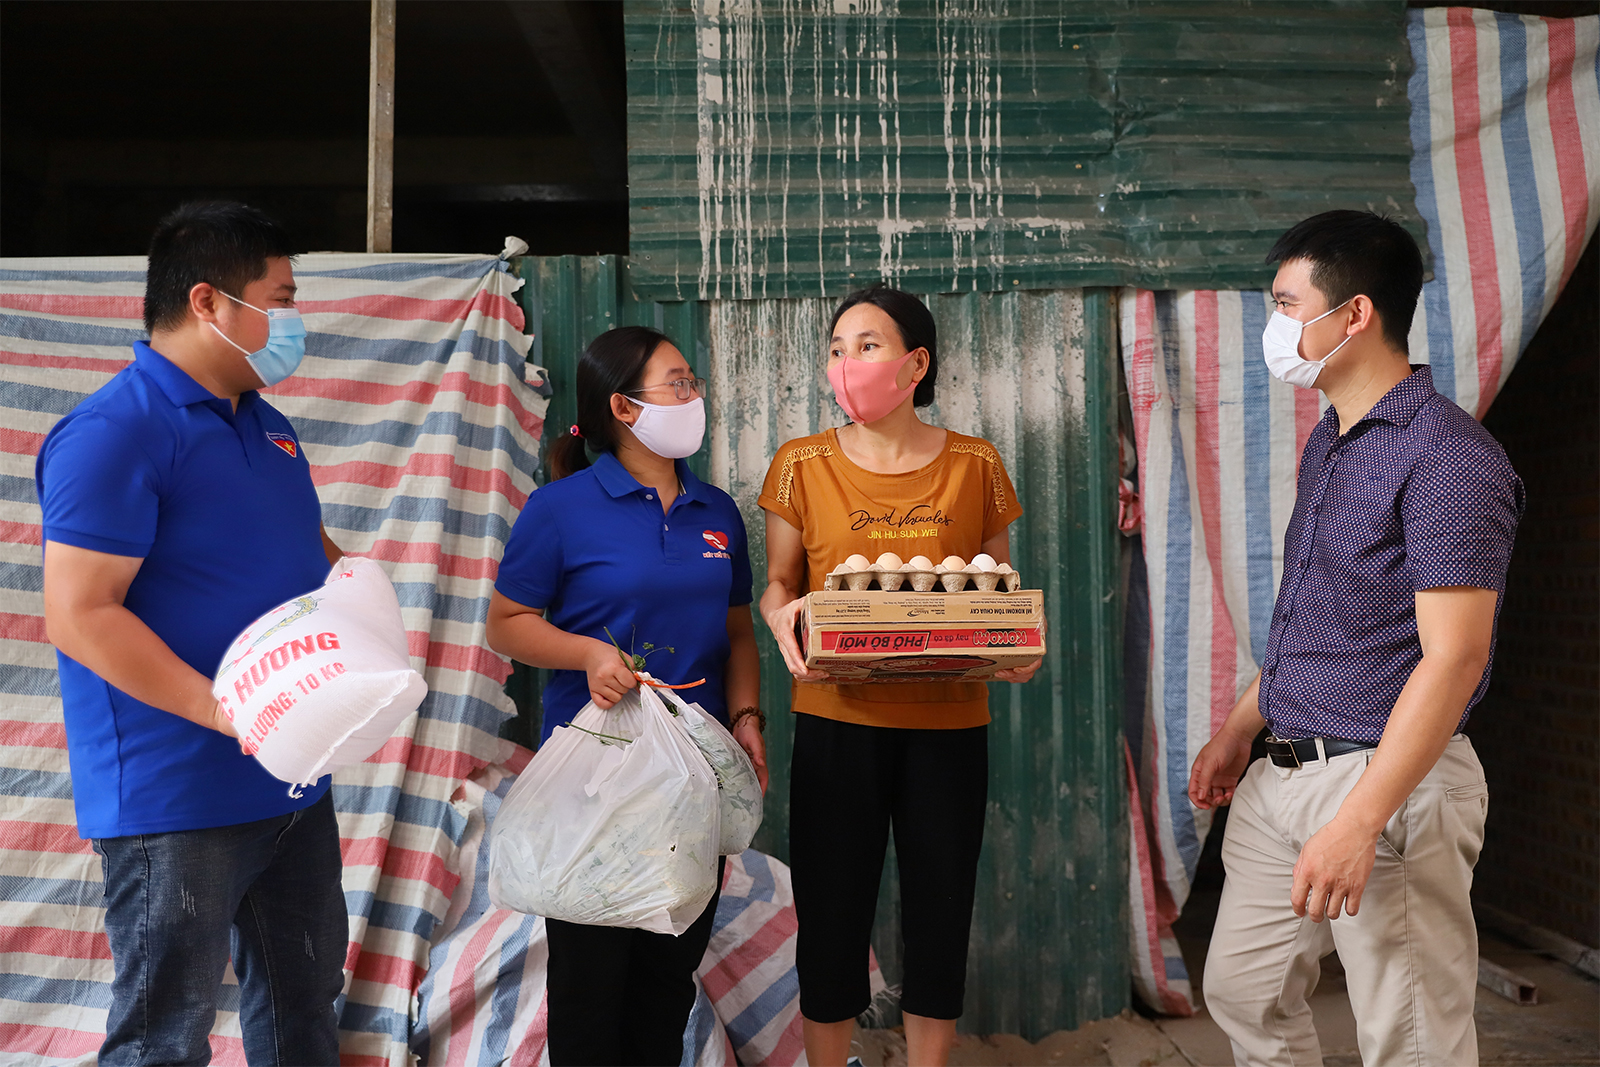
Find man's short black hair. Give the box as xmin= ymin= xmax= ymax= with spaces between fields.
xmin=144 ymin=202 xmax=295 ymax=334
xmin=1266 ymin=210 xmax=1424 ymax=354
xmin=828 ymin=283 xmax=939 ymax=407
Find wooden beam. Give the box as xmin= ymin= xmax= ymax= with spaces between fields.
xmin=1477 ymin=902 xmax=1600 ymax=979
xmin=366 ymin=0 xmax=396 ymax=253
xmin=1477 ymin=957 xmax=1538 ymax=1005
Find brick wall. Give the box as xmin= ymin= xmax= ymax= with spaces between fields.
xmin=1473 ymin=234 xmax=1599 ymax=949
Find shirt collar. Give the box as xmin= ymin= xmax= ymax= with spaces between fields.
xmin=1365 ymin=365 xmax=1438 ymax=427
xmin=677 ymin=461 xmax=708 ymax=504
xmin=133 ymin=341 xmax=255 ymax=410
xmin=1327 ymin=364 xmax=1438 ymax=434
xmin=591 ymin=451 xmax=706 ymax=503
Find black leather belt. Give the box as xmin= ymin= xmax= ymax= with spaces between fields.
xmin=1265 ymin=734 xmax=1377 ymax=768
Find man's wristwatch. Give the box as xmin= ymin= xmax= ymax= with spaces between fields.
xmin=729 ymin=706 xmax=765 ymax=732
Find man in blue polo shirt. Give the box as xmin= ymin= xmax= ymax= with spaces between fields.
xmin=38 ymin=202 xmax=347 ymax=1065
xmin=1188 ymin=212 xmax=1525 ymax=1066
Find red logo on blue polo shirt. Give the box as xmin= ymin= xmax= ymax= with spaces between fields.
xmin=266 ymin=432 xmax=298 ymax=458
xmin=701 ymin=529 xmax=731 ymax=560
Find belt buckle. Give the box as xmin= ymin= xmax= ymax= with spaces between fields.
xmin=1267 ymin=733 xmax=1302 ymax=769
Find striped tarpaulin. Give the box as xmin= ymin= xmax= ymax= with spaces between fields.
xmin=0 ymin=251 xmax=547 ymax=1065
xmin=0 ymin=249 xmax=840 ymax=1066
xmin=1118 ymin=8 xmax=1600 ymax=1015
xmin=412 ymin=754 xmax=549 ymax=1067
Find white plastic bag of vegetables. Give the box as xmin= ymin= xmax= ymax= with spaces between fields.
xmin=487 ymin=682 xmax=720 ymax=934
xmin=652 ymin=685 xmax=764 ymax=856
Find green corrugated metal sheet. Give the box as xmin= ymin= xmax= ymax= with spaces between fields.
xmin=518 ymin=255 xmax=713 ymax=473
xmin=509 ymin=260 xmax=1127 ymax=1036
xmin=624 ymin=0 xmax=1422 ymax=300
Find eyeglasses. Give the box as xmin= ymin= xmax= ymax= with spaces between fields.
xmin=624 ymin=377 xmax=708 ymax=401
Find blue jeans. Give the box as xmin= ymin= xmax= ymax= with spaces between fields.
xmin=93 ymin=791 xmax=347 ymax=1066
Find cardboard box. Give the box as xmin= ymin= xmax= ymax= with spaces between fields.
xmin=798 ymin=589 xmax=1046 ymax=682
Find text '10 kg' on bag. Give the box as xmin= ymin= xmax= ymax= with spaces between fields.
xmin=487 ymin=682 xmax=721 ymax=935
xmin=212 ymin=557 xmax=428 ymax=796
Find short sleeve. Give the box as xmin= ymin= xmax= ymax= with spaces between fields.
xmin=1401 ymin=436 xmax=1524 ymax=593
xmin=756 ymin=442 xmax=804 ymax=530
xmin=495 ymin=488 xmax=565 ymax=609
xmin=982 ymin=452 xmax=1023 ymax=543
xmin=37 ymin=413 xmax=160 ymax=557
xmin=728 ymin=505 xmax=754 ymax=607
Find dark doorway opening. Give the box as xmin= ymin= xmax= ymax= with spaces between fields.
xmin=1 ymin=1 xmax=628 ymax=257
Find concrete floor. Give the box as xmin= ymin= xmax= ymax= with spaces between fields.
xmin=854 ymin=915 xmax=1599 ymax=1066
xmin=856 ymin=1012 xmax=1191 ymax=1067
xmin=1150 ymin=928 xmax=1600 ymax=1067
xmin=1150 ymin=882 xmax=1600 ymax=1067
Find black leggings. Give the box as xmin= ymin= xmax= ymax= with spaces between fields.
xmin=788 ymin=714 xmax=988 ymax=1023
xmin=543 ymin=857 xmax=725 ymax=1066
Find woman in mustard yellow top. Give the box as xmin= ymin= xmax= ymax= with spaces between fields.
xmin=758 ymin=284 xmax=1043 ymax=1067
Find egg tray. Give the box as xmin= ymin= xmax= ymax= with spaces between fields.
xmin=822 ymin=564 xmax=1023 ymax=594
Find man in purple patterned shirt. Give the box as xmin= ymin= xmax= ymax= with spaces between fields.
xmin=1189 ymin=211 xmax=1525 ymax=1067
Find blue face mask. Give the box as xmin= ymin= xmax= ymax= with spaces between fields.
xmin=210 ymin=291 xmax=307 ymax=387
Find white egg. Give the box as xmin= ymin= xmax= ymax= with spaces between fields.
xmin=845 ymin=554 xmax=871 ymax=571
xmin=875 ymin=552 xmax=904 ymax=570
xmin=907 ymin=555 xmax=935 ymax=571
xmin=971 ymin=553 xmax=998 ymax=572
xmin=941 ymin=555 xmax=966 ymax=571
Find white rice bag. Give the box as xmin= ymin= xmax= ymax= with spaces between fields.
xmin=213 ymin=556 xmax=427 ymax=794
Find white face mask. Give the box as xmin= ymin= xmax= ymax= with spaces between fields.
xmin=1262 ymin=297 xmax=1354 ymax=388
xmin=627 ymin=396 xmax=705 ymax=459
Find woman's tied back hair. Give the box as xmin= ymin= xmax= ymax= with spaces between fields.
xmin=144 ymin=201 xmax=296 ymax=334
xmin=1266 ymin=210 xmax=1425 ymax=354
xmin=828 ymin=283 xmax=939 ymax=408
xmin=547 ymin=325 xmax=674 ymax=480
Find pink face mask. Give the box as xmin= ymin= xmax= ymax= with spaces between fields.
xmin=827 ymin=349 xmax=919 ymax=424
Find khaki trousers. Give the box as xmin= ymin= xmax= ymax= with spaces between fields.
xmin=1204 ymin=736 xmax=1489 ymax=1067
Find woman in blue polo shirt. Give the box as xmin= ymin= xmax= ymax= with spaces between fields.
xmin=487 ymin=325 xmax=764 ymax=1067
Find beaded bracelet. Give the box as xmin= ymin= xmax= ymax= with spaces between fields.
xmin=728 ymin=706 xmax=766 ymax=732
